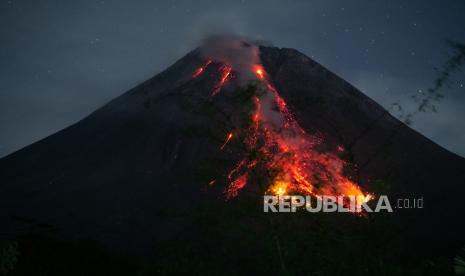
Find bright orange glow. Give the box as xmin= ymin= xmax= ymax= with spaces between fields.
xmin=212 ymin=65 xmax=232 ymax=96
xmin=204 ymin=60 xmax=373 ymax=209
xmin=192 ymin=60 xmax=212 ymax=78
xmin=270 ymin=181 xmax=288 ymax=196
xmin=225 ymin=173 xmax=248 ymax=199
xmin=220 ymin=132 xmax=233 ymax=150
xmin=253 ymin=64 xmax=265 ymax=79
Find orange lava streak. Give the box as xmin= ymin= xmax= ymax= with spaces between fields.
xmin=192 ymin=60 xmax=212 ymax=78
xmin=228 ymin=159 xmax=246 ymax=180
xmin=220 ymin=132 xmax=233 ymax=150
xmin=212 ymin=65 xmax=232 ymax=96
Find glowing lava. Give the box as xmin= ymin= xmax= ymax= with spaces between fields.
xmin=271 ymin=181 xmax=288 ymax=196
xmin=212 ymin=64 xmax=232 ymax=96
xmin=220 ymin=132 xmax=233 ymax=150
xmin=192 ymin=60 xmax=212 ymax=78
xmin=193 ymin=56 xmax=372 ymax=209
xmin=253 ymin=64 xmax=265 ymax=80
xmin=191 ymin=60 xmax=232 ymax=96
xmin=208 ymin=180 xmax=216 ymax=186
xmin=205 ymin=59 xmax=372 ymax=209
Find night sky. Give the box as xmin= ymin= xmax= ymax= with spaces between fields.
xmin=1 ymin=0 xmax=464 ymax=158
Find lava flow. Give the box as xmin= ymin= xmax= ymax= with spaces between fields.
xmin=212 ymin=64 xmax=232 ymax=96
xmin=220 ymin=133 xmax=233 ymax=150
xmin=192 ymin=58 xmax=372 ymax=207
xmin=192 ymin=60 xmax=212 ymax=78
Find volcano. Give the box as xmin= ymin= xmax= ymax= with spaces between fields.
xmin=1 ymin=39 xmax=465 ymax=273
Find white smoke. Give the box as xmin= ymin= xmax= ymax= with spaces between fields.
xmin=197 ymin=34 xmax=289 ymax=130
xmin=259 ymin=88 xmax=285 ymax=128
xmin=199 ymin=34 xmax=261 ymax=84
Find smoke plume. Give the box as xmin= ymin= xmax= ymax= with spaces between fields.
xmin=199 ymin=35 xmax=261 ymax=84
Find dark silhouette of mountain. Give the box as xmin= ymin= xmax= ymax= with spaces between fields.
xmin=1 ymin=43 xmax=465 ymax=261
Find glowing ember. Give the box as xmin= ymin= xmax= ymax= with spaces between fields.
xmin=208 ymin=60 xmax=372 ymax=208
xmin=254 ymin=65 xmax=265 ymax=80
xmin=220 ymin=132 xmax=233 ymax=150
xmin=270 ymin=181 xmax=288 ymax=196
xmin=212 ymin=64 xmax=232 ymax=96
xmin=192 ymin=60 xmax=212 ymax=78
xmin=225 ymin=173 xmax=248 ymax=199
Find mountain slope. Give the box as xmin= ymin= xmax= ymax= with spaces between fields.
xmin=1 ymin=43 xmax=465 ymax=257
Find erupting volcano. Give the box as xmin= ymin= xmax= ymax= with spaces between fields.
xmin=1 ymin=37 xmax=465 ymax=256
xmin=191 ymin=51 xmax=372 ymax=206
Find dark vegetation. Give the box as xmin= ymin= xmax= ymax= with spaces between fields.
xmin=392 ymin=40 xmax=465 ymax=125
xmin=0 ymin=201 xmax=457 ymax=276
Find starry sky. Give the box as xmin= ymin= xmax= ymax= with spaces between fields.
xmin=1 ymin=0 xmax=464 ymax=158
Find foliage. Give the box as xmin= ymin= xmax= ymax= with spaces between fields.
xmin=0 ymin=240 xmax=19 ymax=275
xmin=2 ymin=198 xmax=457 ymax=276
xmin=392 ymin=40 xmax=465 ymax=125
xmin=455 ymin=247 xmax=465 ymax=275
